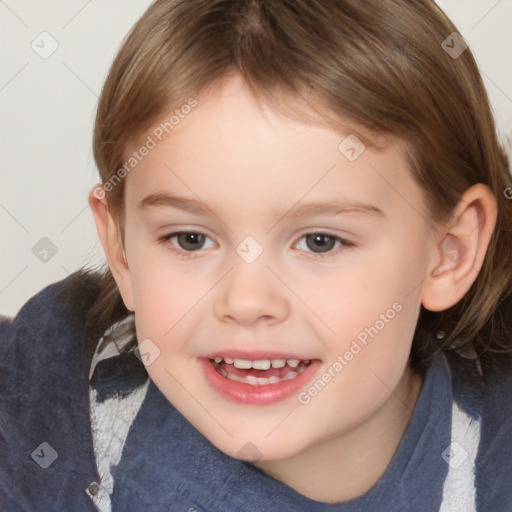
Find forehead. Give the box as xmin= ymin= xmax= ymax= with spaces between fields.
xmin=123 ymin=76 xmax=424 ymax=224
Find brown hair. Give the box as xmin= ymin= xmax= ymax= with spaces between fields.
xmin=73 ymin=0 xmax=512 ymax=389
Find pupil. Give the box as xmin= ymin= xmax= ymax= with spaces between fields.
xmin=307 ymin=234 xmax=335 ymax=253
xmin=179 ymin=232 xmax=204 ymax=251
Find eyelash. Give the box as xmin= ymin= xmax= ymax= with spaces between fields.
xmin=157 ymin=231 xmax=355 ymax=260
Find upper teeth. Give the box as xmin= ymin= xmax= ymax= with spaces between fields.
xmin=213 ymin=357 xmax=308 ymax=369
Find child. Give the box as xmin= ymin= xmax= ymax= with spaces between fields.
xmin=2 ymin=0 xmax=511 ymax=510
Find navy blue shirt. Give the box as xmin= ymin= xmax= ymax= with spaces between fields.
xmin=1 ymin=275 xmax=511 ymax=511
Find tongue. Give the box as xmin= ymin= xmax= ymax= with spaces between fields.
xmin=217 ymin=361 xmax=303 ymax=379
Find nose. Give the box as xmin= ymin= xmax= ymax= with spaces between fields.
xmin=213 ymin=257 xmax=290 ymax=327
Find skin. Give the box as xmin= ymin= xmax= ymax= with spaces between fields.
xmin=90 ymin=74 xmax=497 ymax=503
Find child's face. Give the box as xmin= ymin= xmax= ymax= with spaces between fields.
xmin=117 ymin=75 xmax=436 ymax=462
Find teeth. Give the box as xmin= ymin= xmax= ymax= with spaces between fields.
xmin=282 ymin=370 xmax=300 ymax=380
xmin=252 ymin=360 xmax=271 ymax=370
xmin=233 ymin=359 xmax=252 ymax=369
xmin=246 ymin=375 xmax=260 ymax=385
xmin=217 ymin=363 xmax=308 ymax=385
xmin=213 ymin=357 xmax=310 ymax=369
xmin=244 ymin=375 xmax=275 ymax=386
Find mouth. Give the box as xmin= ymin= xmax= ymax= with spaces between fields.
xmin=211 ymin=356 xmax=311 ymax=385
xmin=199 ymin=353 xmax=321 ymax=405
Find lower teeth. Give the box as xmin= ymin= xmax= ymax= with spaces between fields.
xmin=217 ymin=364 xmax=308 ymax=386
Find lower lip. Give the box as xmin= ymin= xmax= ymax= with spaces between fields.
xmin=199 ymin=358 xmax=321 ymax=405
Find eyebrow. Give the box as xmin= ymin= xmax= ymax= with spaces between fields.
xmin=139 ymin=192 xmax=385 ymax=220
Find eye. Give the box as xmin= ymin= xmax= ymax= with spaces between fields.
xmin=295 ymin=232 xmax=354 ymax=258
xmin=159 ymin=231 xmax=216 ymax=257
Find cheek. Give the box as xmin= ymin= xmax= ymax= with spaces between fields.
xmin=125 ymin=224 xmax=186 ymax=305
xmin=130 ymin=269 xmax=196 ymax=348
xmin=307 ymin=242 xmax=422 ymax=398
xmin=302 ymin=299 xmax=420 ymax=432
xmin=298 ymin=242 xmax=418 ymax=341
xmin=124 ymin=239 xmax=185 ymax=342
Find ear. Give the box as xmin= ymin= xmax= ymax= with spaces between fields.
xmin=421 ymin=183 xmax=497 ymax=312
xmin=88 ymin=185 xmax=135 ymax=311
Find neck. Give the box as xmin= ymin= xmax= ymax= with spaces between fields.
xmin=254 ymin=365 xmax=424 ymax=504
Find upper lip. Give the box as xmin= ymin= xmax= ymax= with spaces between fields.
xmin=201 ymin=350 xmax=315 ymax=360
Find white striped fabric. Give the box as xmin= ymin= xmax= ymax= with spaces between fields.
xmin=439 ymin=401 xmax=481 ymax=511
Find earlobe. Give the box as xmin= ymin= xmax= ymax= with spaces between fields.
xmin=421 ymin=184 xmax=497 ymax=312
xmin=88 ymin=185 xmax=135 ymax=311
